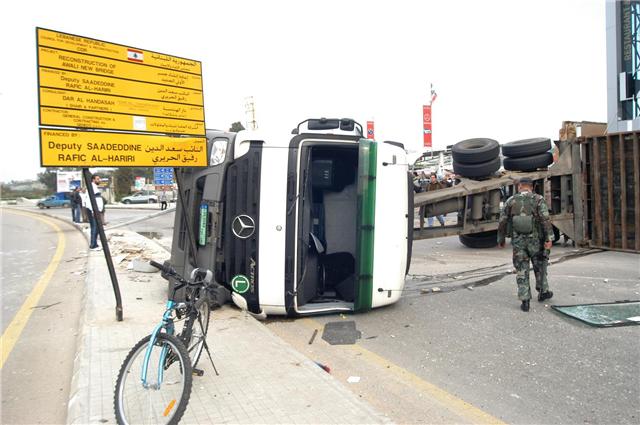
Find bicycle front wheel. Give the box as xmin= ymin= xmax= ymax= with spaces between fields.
xmin=114 ymin=333 xmax=192 ymax=425
xmin=180 ymin=296 xmax=210 ymax=368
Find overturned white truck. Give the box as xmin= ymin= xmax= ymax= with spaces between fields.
xmin=168 ymin=118 xmax=412 ymax=318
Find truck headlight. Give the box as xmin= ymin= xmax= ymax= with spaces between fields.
xmin=210 ymin=139 xmax=228 ymax=166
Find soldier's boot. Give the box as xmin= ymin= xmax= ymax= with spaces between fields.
xmin=521 ymin=300 xmax=530 ymax=312
xmin=538 ymin=291 xmax=553 ymax=302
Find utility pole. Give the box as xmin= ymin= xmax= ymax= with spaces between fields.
xmin=244 ymin=96 xmax=258 ymax=130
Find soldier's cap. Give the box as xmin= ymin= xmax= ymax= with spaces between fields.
xmin=518 ymin=177 xmax=533 ymax=185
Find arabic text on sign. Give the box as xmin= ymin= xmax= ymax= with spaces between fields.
xmin=40 ymin=129 xmax=207 ymax=167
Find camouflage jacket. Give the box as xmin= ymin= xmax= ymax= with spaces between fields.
xmin=497 ymin=191 xmax=553 ymax=244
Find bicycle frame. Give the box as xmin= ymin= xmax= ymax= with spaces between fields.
xmin=140 ymin=300 xmax=177 ymax=389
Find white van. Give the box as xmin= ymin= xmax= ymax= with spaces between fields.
xmin=169 ymin=118 xmax=412 ymax=318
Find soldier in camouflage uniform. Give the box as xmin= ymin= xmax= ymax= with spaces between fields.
xmin=498 ymin=177 xmax=554 ymax=312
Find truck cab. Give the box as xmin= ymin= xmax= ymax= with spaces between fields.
xmin=169 ymin=118 xmax=412 ymax=318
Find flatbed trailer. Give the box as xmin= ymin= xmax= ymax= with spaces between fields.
xmin=413 ymin=131 xmax=640 ymax=254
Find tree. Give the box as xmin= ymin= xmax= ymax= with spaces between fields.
xmin=37 ymin=169 xmax=57 ymax=193
xmin=112 ymin=167 xmax=154 ymax=201
xmin=229 ymin=122 xmax=245 ymax=132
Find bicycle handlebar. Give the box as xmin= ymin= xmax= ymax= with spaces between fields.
xmin=149 ymin=260 xmax=206 ymax=289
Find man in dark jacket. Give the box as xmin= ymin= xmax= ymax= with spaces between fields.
xmin=425 ymin=173 xmax=446 ymax=226
xmin=70 ymin=187 xmax=82 ymax=223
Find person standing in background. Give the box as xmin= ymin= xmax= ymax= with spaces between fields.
xmin=70 ymin=187 xmax=82 ymax=223
xmin=160 ymin=190 xmax=168 ymax=210
xmin=85 ymin=174 xmax=105 ymax=250
xmin=425 ymin=173 xmax=446 ymax=227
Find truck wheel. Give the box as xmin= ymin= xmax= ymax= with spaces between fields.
xmin=503 ymin=152 xmax=553 ymax=171
xmin=459 ymin=231 xmax=499 ymax=248
xmin=501 ymin=138 xmax=551 ymax=158
xmin=452 ymin=138 xmax=500 ymax=164
xmin=453 ymin=156 xmax=501 ymax=178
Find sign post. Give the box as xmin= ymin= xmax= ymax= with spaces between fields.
xmin=36 ymin=28 xmax=207 ymax=321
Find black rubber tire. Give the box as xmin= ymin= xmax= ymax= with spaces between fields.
xmin=459 ymin=230 xmax=499 ymax=249
xmin=37 ymin=203 xmax=44 ymax=209
xmin=453 ymin=156 xmax=501 ymax=178
xmin=503 ymin=152 xmax=553 ymax=172
xmin=149 ymin=199 xmax=157 ymax=203
xmin=501 ymin=137 xmax=551 ymax=158
xmin=114 ymin=333 xmax=192 ymax=425
xmin=123 ymin=200 xmax=131 ymax=204
xmin=452 ymin=138 xmax=500 ymax=164
xmin=179 ymin=294 xmax=210 ymax=368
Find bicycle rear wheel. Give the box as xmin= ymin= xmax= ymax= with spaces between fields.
xmin=114 ymin=333 xmax=192 ymax=425
xmin=179 ymin=294 xmax=210 ymax=368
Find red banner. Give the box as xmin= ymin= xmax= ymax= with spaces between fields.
xmin=366 ymin=121 xmax=374 ymax=139
xmin=423 ymin=105 xmax=432 ymax=147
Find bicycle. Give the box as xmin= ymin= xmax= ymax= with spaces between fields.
xmin=114 ymin=260 xmax=218 ymax=425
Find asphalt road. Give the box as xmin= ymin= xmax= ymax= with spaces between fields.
xmin=267 ymin=237 xmax=640 ymax=425
xmin=0 ymin=208 xmax=86 ymax=424
xmin=13 ymin=204 xmax=640 ymax=424
xmin=24 ymin=204 xmax=176 ymax=251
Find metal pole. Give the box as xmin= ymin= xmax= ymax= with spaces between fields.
xmin=83 ymin=168 xmax=123 ymax=321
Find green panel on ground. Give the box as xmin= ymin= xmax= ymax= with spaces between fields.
xmin=552 ymin=301 xmax=640 ymax=327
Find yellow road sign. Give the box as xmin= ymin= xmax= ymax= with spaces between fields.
xmin=37 ymin=29 xmax=207 ymax=166
xmin=38 ymin=46 xmax=203 ymax=90
xmin=39 ymin=67 xmax=204 ymax=106
xmin=39 ymin=88 xmax=204 ymax=121
xmin=40 ymin=129 xmax=207 ymax=167
xmin=37 ymin=28 xmax=201 ymax=75
xmin=40 ymin=107 xmax=205 ymax=135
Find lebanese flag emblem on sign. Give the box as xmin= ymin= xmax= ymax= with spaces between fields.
xmin=127 ymin=48 xmax=144 ymax=63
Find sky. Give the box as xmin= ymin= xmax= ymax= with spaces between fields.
xmin=0 ymin=0 xmax=607 ymax=182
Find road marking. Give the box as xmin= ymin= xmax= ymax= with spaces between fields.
xmin=301 ymin=318 xmax=505 ymax=425
xmin=0 ymin=209 xmax=66 ymax=369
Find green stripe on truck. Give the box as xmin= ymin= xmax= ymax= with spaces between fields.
xmin=354 ymin=139 xmax=377 ymax=312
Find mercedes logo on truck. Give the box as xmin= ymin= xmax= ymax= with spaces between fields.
xmin=232 ymin=215 xmax=256 ymax=239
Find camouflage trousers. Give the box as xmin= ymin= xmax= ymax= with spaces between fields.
xmin=512 ymin=236 xmax=549 ymax=300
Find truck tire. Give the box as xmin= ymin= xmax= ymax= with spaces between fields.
xmin=501 ymin=137 xmax=551 ymax=158
xmin=453 ymin=156 xmax=501 ymax=178
xmin=459 ymin=230 xmax=499 ymax=248
xmin=503 ymin=152 xmax=553 ymax=171
xmin=452 ymin=138 xmax=500 ymax=164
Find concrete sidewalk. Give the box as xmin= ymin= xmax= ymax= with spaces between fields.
xmin=66 ymin=226 xmax=387 ymax=424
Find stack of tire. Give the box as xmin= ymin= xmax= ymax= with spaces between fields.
xmin=452 ymin=138 xmax=502 ymax=248
xmin=501 ymin=138 xmax=553 ymax=171
xmin=452 ymin=138 xmax=501 ymax=179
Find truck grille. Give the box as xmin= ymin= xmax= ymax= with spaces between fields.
xmin=223 ymin=142 xmax=262 ymax=312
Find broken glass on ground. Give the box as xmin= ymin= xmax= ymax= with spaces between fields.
xmin=551 ymin=301 xmax=640 ymax=327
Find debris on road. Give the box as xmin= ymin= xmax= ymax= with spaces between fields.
xmin=308 ymin=329 xmax=318 ymax=345
xmin=322 ymin=321 xmax=361 ymax=345
xmin=314 ymin=362 xmax=331 ymax=373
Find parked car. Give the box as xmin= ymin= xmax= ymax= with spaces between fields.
xmin=121 ymin=190 xmax=158 ymax=204
xmin=37 ymin=192 xmax=71 ymax=209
